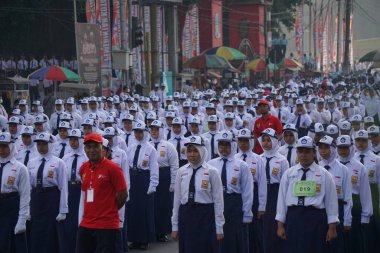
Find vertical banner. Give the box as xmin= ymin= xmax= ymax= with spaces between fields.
xmin=123 ymin=1 xmax=129 ymax=49
xmin=322 ymin=9 xmax=328 ymax=71
xmin=86 ymin=0 xmax=96 ymax=24
xmin=333 ymin=16 xmax=338 ymax=63
xmin=76 ymin=23 xmax=101 ymax=84
xmin=313 ymin=1 xmax=317 ymax=60
xmin=157 ymin=7 xmax=163 ymax=72
xmin=300 ymin=1 xmax=305 ymax=57
xmin=98 ymin=0 xmax=112 ymax=95
xmin=112 ymin=0 xmax=121 ymax=49
xmin=318 ymin=1 xmax=323 ymax=71
xmin=295 ymin=6 xmax=301 ymax=61
xmin=182 ymin=5 xmax=200 ymax=64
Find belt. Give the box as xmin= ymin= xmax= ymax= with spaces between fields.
xmin=130 ymin=168 xmax=149 ymax=173
xmin=69 ymin=180 xmax=82 ymax=185
xmin=33 ymin=186 xmax=59 ymax=193
xmin=338 ymin=199 xmax=347 ymax=205
xmin=288 ymin=205 xmax=325 ymax=211
xmin=159 ymin=166 xmax=170 ymax=170
xmin=0 ymin=192 xmax=19 ymax=199
xmin=184 ymin=202 xmax=210 ymax=206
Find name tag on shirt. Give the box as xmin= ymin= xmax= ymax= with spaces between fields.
xmin=87 ymin=189 xmax=94 ymax=202
xmin=293 ymin=181 xmax=317 ymax=197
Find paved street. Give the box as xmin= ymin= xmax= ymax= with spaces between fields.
xmin=129 ymin=239 xmax=178 ymax=253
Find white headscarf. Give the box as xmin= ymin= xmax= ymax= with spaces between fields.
xmin=188 ymin=144 xmax=208 ymax=169
xmin=258 ymin=134 xmax=280 ymax=158
xmin=0 ymin=142 xmax=16 ymax=163
xmin=217 ymin=140 xmax=238 ymax=159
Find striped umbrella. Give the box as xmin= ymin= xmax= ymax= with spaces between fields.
xmin=278 ymin=58 xmax=304 ymax=69
xmin=203 ymin=46 xmax=246 ymax=61
xmin=183 ymin=54 xmax=234 ymax=69
xmin=246 ymin=59 xmax=278 ymax=72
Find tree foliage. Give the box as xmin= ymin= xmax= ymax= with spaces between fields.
xmin=271 ymin=0 xmax=303 ymax=34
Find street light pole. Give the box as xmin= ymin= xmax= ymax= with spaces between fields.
xmin=73 ymin=0 xmax=81 ymax=82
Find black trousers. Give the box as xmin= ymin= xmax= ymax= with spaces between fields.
xmin=76 ymin=226 xmax=119 ymax=253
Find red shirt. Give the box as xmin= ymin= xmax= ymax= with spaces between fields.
xmin=79 ymin=158 xmax=127 ymax=229
xmin=253 ymin=114 xmax=283 ymax=154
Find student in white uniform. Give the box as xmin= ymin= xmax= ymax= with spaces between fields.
xmin=16 ymin=126 xmax=38 ymax=167
xmin=353 ymin=130 xmax=380 ymax=253
xmin=337 ymin=135 xmax=373 ymax=253
xmin=50 ymin=99 xmax=65 ymax=135
xmin=0 ymin=132 xmax=30 ymax=253
xmin=120 ymin=114 xmax=136 ymax=147
xmin=276 ymin=136 xmax=339 ymax=253
xmin=28 ymin=132 xmax=68 ymax=253
xmin=202 ymin=115 xmax=222 ymax=159
xmin=171 ymin=136 xmax=224 ymax=253
xmin=169 ymin=117 xmax=188 ymax=168
xmin=52 ymin=121 xmax=72 ymax=159
xmin=61 ymin=129 xmax=88 ymax=253
xmin=126 ymin=121 xmax=159 ymax=250
xmin=368 ymin=126 xmax=380 ymax=155
xmin=207 ymin=130 xmax=253 ymax=253
xmin=318 ymin=135 xmax=353 ymax=253
xmin=236 ymin=128 xmax=267 ymax=253
xmin=149 ymin=120 xmax=179 ymax=242
xmin=279 ymin=124 xmax=298 ymax=167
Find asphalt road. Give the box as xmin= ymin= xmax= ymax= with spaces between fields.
xmin=128 ymin=239 xmax=178 ymax=253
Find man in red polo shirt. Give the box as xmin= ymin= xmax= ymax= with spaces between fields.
xmin=253 ymin=100 xmax=283 ymax=154
xmin=76 ymin=133 xmax=128 ymax=253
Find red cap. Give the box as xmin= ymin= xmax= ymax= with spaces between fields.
xmin=83 ymin=133 xmax=103 ymax=144
xmin=258 ymin=100 xmax=270 ymax=106
xmin=264 ymin=90 xmax=271 ymax=95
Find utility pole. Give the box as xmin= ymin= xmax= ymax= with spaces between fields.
xmin=264 ymin=0 xmax=268 ymax=81
xmin=167 ymin=4 xmax=178 ymax=91
xmin=73 ymin=0 xmax=81 ymax=82
xmin=150 ymin=4 xmax=160 ymax=87
xmin=120 ymin=0 xmax=127 ymax=92
xmin=342 ymin=0 xmax=352 ymax=74
xmin=336 ymin=0 xmax=342 ymax=72
xmin=309 ymin=1 xmax=312 ymax=55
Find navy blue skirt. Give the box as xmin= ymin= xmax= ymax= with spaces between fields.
xmin=30 ymin=187 xmax=64 ymax=253
xmin=262 ymin=183 xmax=284 ymax=253
xmin=126 ymin=169 xmax=155 ymax=243
xmin=221 ymin=192 xmax=247 ymax=253
xmin=328 ymin=201 xmax=346 ymax=253
xmin=62 ymin=183 xmax=81 ymax=253
xmin=285 ymin=206 xmax=328 ymax=253
xmin=0 ymin=193 xmax=27 ymax=253
xmin=347 ymin=194 xmax=365 ymax=253
xmin=249 ymin=182 xmax=263 ymax=253
xmin=154 ymin=166 xmax=173 ymax=235
xmin=178 ymin=203 xmax=218 ymax=253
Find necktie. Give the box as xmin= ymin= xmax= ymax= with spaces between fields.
xmin=176 ymin=137 xmax=181 ymax=159
xmin=239 ymin=114 xmax=244 ymax=120
xmin=265 ymin=157 xmax=273 ymax=184
xmin=221 ymin=158 xmax=228 ymax=191
xmin=290 ymin=106 xmax=294 ymax=113
xmin=0 ymin=162 xmax=10 ymax=193
xmin=24 ymin=150 xmax=31 ymax=166
xmin=359 ymin=154 xmax=365 ymax=165
xmin=188 ymin=166 xmax=201 ymax=205
xmin=340 ymin=161 xmax=349 ymax=165
xmin=71 ymin=154 xmax=79 ymax=181
xmin=167 ymin=129 xmax=171 ymax=140
xmin=295 ymin=114 xmax=301 ymax=129
xmin=297 ymin=168 xmax=310 ymax=206
xmin=287 ymin=146 xmax=293 ymax=165
xmin=324 ymin=165 xmax=330 ymax=170
xmin=133 ymin=145 xmax=141 ymax=169
xmin=154 ymin=142 xmax=159 ymax=150
xmin=278 ymin=109 xmax=282 ymax=121
xmin=125 ymin=133 xmax=130 ymax=146
xmin=242 ymin=154 xmax=247 ymax=162
xmin=36 ymin=158 xmax=46 ymax=190
xmin=56 ymin=113 xmax=61 ymax=129
xmin=185 ymin=117 xmax=188 ymax=130
xmin=330 ymin=111 xmax=334 ymax=124
xmin=374 ymin=151 xmax=380 ymax=156
xmin=211 ymin=134 xmax=216 ymax=158
xmin=144 ymin=112 xmax=148 ymax=124
xmin=59 ymin=143 xmax=66 ymax=159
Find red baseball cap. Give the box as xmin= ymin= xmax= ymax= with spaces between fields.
xmin=83 ymin=133 xmax=103 ymax=144
xmin=258 ymin=100 xmax=270 ymax=106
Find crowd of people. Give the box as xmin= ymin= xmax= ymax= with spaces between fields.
xmin=0 ymin=75 xmax=380 ymax=253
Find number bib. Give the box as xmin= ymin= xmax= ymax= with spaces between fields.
xmin=293 ymin=181 xmax=317 ymax=197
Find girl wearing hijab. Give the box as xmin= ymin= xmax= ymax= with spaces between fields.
xmin=223 ymin=112 xmax=238 ymax=136
xmin=337 ymin=135 xmax=373 ymax=253
xmin=278 ymin=124 xmax=298 ymax=167
xmin=318 ymin=135 xmax=353 ymax=253
xmin=62 ymin=129 xmax=88 ymax=253
xmin=208 ymin=130 xmax=253 ymax=253
xmin=28 ymin=132 xmax=68 ymax=253
xmin=7 ymin=116 xmax=23 ymax=148
xmin=171 ymin=135 xmax=224 ymax=253
xmin=126 ymin=121 xmax=159 ymax=250
xmin=236 ymin=128 xmax=267 ymax=253
xmin=149 ymin=120 xmax=179 ymax=242
xmin=0 ymin=132 xmax=30 ymax=253
xmin=258 ymin=128 xmax=289 ymax=253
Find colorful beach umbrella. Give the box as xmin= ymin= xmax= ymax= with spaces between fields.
xmin=246 ymin=59 xmax=278 ymax=72
xmin=28 ymin=66 xmax=79 ymax=81
xmin=183 ymin=54 xmax=234 ymax=69
xmin=278 ymin=58 xmax=304 ymax=69
xmin=203 ymin=46 xmax=246 ymax=61
xmin=359 ymin=50 xmax=380 ymax=62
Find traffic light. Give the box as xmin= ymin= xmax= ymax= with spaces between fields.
xmin=132 ymin=17 xmax=143 ymax=48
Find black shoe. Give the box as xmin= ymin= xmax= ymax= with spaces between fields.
xmin=129 ymin=242 xmax=140 ymax=249
xmin=158 ymin=235 xmax=169 ymax=242
xmin=140 ymin=243 xmax=150 ymax=250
